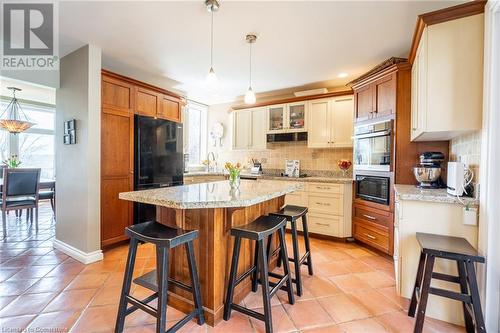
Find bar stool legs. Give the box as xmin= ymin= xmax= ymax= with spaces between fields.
xmin=156 ymin=246 xmax=169 ymax=333
xmin=224 ymin=236 xmax=241 ymax=320
xmin=116 ymin=238 xmax=139 ymax=333
xmin=301 ymin=214 xmax=314 ymax=276
xmin=186 ymin=241 xmax=205 ymax=325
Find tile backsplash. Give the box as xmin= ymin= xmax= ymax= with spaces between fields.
xmin=210 ymin=142 xmax=353 ymax=177
xmin=449 ymin=131 xmax=481 ymax=182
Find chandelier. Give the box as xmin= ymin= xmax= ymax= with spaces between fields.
xmin=0 ymin=87 xmax=35 ymax=134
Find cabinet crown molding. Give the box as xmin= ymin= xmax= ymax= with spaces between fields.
xmin=408 ymin=0 xmax=486 ymax=64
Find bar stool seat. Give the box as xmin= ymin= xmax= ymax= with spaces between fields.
xmin=224 ymin=215 xmax=295 ymax=333
xmin=409 ymin=232 xmax=485 ymax=333
xmin=270 ymin=205 xmax=312 ymax=296
xmin=115 ymin=221 xmax=204 ymax=333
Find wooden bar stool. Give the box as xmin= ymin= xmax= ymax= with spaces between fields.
xmin=408 ymin=232 xmax=485 ymax=333
xmin=115 ymin=221 xmax=205 ymax=333
xmin=269 ymin=205 xmax=313 ymax=296
xmin=223 ymin=215 xmax=295 ymax=333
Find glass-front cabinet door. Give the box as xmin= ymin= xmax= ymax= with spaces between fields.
xmin=268 ymin=104 xmax=286 ymax=133
xmin=287 ymin=102 xmax=307 ymax=132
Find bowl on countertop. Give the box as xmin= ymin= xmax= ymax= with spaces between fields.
xmin=413 ymin=167 xmax=441 ymax=183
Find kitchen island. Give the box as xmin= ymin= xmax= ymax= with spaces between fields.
xmin=119 ymin=179 xmax=302 ymax=326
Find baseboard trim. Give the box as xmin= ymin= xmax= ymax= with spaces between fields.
xmin=53 ymin=239 xmax=103 ymax=264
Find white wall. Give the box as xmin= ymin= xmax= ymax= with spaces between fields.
xmin=54 ymin=44 xmax=102 ymax=263
xmin=0 ymin=70 xmax=59 ymax=88
xmin=479 ymin=2 xmax=500 ymax=331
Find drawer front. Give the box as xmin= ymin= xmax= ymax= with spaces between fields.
xmin=353 ymin=204 xmax=392 ymax=228
xmin=285 ymin=191 xmax=307 ymax=207
xmin=308 ymin=213 xmax=341 ymax=236
xmin=308 ymin=193 xmax=343 ymax=215
xmin=353 ymin=222 xmax=389 ymax=253
xmin=307 ymin=183 xmax=343 ymax=194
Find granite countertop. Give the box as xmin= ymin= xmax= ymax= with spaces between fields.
xmin=119 ymin=179 xmax=303 ymax=209
xmin=394 ymin=184 xmax=479 ymax=206
xmin=184 ymin=172 xmax=353 ymax=184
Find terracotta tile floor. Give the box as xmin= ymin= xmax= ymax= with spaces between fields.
xmin=0 ymin=204 xmax=466 ymax=332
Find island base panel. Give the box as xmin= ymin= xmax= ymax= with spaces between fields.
xmin=156 ymin=195 xmax=284 ymax=326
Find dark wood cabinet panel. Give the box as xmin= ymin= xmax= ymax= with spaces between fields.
xmin=158 ymin=94 xmax=181 ymax=122
xmin=102 ymin=77 xmax=133 ymax=112
xmin=354 ymin=84 xmax=374 ymax=121
xmin=353 ymin=220 xmax=390 ymax=254
xmin=101 ymin=112 xmax=133 ymax=178
xmin=135 ymin=87 xmax=159 ymax=117
xmin=101 ymin=178 xmax=132 ymax=246
xmin=374 ymin=73 xmax=396 ymax=117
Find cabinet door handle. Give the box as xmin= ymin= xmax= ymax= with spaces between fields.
xmin=315 ymin=186 xmax=331 ymax=190
xmin=362 ymin=214 xmax=377 ymax=220
xmin=316 ymin=202 xmax=331 ymax=206
xmin=364 ymin=233 xmax=376 ymax=240
xmin=412 ymin=127 xmax=417 ymax=131
xmin=316 ymin=222 xmax=330 ymax=227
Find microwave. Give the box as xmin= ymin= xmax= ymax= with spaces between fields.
xmin=353 ymin=120 xmax=393 ymax=172
xmin=355 ymin=175 xmax=390 ymax=205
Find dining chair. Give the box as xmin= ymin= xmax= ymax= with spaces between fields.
xmin=1 ymin=168 xmax=41 ymax=237
xmin=38 ymin=184 xmax=55 ymax=214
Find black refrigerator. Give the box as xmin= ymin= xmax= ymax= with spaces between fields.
xmin=134 ymin=115 xmax=183 ymax=224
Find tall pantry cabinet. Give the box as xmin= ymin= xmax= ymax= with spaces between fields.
xmin=100 ymin=70 xmax=184 ymax=247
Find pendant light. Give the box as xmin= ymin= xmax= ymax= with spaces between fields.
xmin=205 ymin=0 xmax=219 ymax=86
xmin=0 ymin=87 xmax=35 ymax=134
xmin=244 ymin=34 xmax=257 ymax=105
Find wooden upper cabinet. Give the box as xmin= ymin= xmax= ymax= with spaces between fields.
xmin=374 ymin=73 xmax=396 ymax=117
xmin=354 ymin=84 xmax=374 ymax=121
xmin=102 ymin=76 xmax=134 ymax=113
xmin=158 ymin=94 xmax=181 ymax=122
xmin=135 ymin=87 xmax=159 ymax=118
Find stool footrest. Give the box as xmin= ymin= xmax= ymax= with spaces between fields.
xmin=134 ymin=270 xmax=193 ymax=293
xmin=429 ymin=287 xmax=472 ymax=303
xmin=235 ymin=266 xmax=257 ymax=287
xmin=167 ymin=311 xmax=198 ymax=333
xmin=126 ymin=295 xmax=158 ymax=317
xmin=231 ymin=304 xmax=265 ymax=322
xmin=432 ymin=272 xmax=460 ymax=283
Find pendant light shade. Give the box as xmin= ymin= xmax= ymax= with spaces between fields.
xmin=244 ymin=34 xmax=257 ymax=105
xmin=0 ymin=87 xmax=35 ymax=134
xmin=244 ymin=87 xmax=256 ymax=104
xmin=205 ymin=0 xmax=219 ymax=86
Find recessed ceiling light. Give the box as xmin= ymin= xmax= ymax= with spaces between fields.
xmin=338 ymin=73 xmax=348 ymax=78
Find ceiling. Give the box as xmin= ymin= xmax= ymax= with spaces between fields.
xmin=59 ymin=1 xmax=462 ymax=105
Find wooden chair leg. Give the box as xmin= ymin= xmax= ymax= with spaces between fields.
xmin=290 ymin=220 xmax=302 ymax=296
xmin=465 ymin=260 xmax=486 ymax=333
xmin=2 ymin=210 xmax=6 ymax=238
xmin=278 ymin=226 xmax=294 ymax=305
xmin=35 ymin=207 xmax=38 ymax=230
xmin=185 ymin=241 xmax=205 ymax=325
xmin=115 ymin=238 xmax=139 ymax=333
xmin=457 ymin=260 xmax=474 ymax=333
xmin=409 ymin=251 xmax=426 ymax=317
xmin=156 ymin=246 xmax=169 ymax=333
xmin=258 ymin=239 xmax=273 ymax=333
xmin=301 ymin=214 xmax=313 ymax=276
xmin=224 ymin=236 xmax=241 ymax=321
xmin=414 ymin=255 xmax=435 ymax=333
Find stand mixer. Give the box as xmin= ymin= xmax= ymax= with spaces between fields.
xmin=413 ymin=152 xmax=446 ymax=188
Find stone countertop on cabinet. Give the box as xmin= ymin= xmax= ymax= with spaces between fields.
xmin=394 ymin=184 xmax=479 ymax=206
xmin=119 ymin=179 xmax=303 ymax=209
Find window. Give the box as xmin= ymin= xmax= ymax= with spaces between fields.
xmin=0 ymin=99 xmax=55 ymax=179
xmin=184 ymin=101 xmax=208 ymax=166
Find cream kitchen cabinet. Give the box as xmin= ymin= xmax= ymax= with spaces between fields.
xmin=183 ymin=175 xmax=227 ymax=184
xmin=411 ymin=14 xmax=483 ymax=141
xmin=232 ymin=107 xmax=267 ymax=150
xmin=284 ymin=182 xmax=352 ymax=238
xmin=307 ymin=96 xmax=354 ymax=148
xmin=267 ymin=102 xmax=307 ymax=133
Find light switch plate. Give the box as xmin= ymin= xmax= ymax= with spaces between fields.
xmin=463 ymin=207 xmax=478 ymax=226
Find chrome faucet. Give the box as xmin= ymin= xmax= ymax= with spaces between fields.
xmin=207 ymin=152 xmax=216 ymax=172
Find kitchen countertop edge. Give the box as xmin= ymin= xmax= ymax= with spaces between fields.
xmin=394 ymin=184 xmax=479 ymax=206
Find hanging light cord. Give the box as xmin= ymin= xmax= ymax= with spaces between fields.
xmin=249 ymin=41 xmax=252 ymax=87
xmin=210 ymin=10 xmax=214 ymax=68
